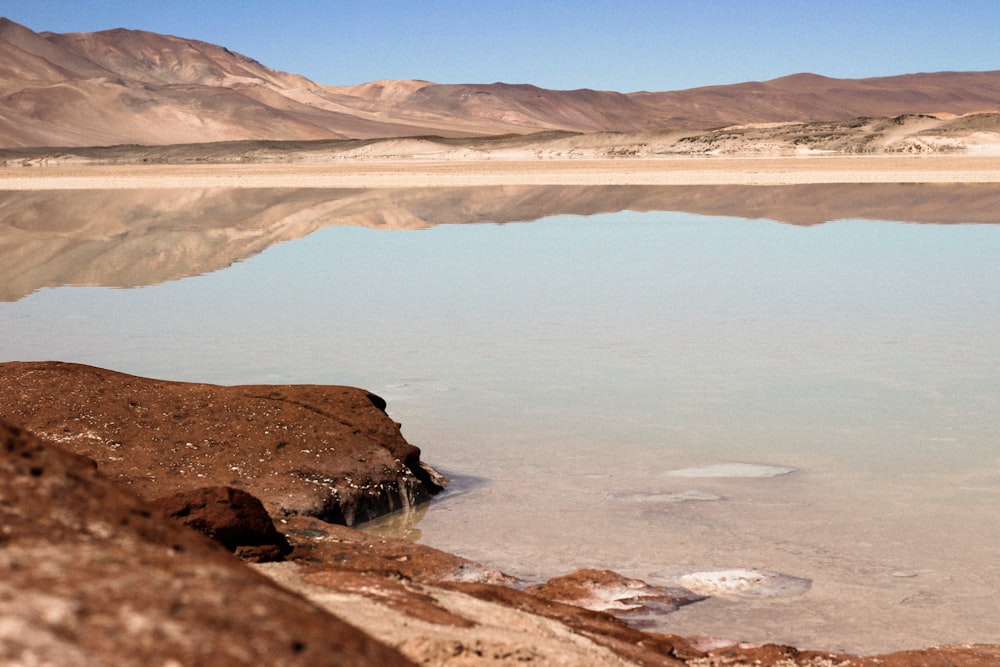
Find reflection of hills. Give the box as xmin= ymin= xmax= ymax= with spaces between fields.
xmin=3 ymin=183 xmax=999 ymax=300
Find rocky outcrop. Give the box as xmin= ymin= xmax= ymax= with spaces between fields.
xmin=281 ymin=515 xmax=516 ymax=585
xmin=0 ymin=418 xmax=416 ymax=666
xmin=0 ymin=360 xmax=445 ymax=526
xmin=524 ymin=568 xmax=705 ymax=616
xmin=266 ymin=516 xmax=1000 ymax=665
xmin=151 ymin=485 xmax=291 ymax=562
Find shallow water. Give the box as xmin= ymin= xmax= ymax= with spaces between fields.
xmin=1 ymin=185 xmax=999 ymax=653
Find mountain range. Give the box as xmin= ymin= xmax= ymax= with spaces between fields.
xmin=1 ymin=16 xmax=999 ymax=148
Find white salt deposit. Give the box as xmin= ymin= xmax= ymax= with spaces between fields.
xmin=651 ymin=568 xmax=812 ymax=598
xmin=664 ymin=463 xmax=796 ymax=478
xmin=607 ymin=490 xmax=721 ymax=503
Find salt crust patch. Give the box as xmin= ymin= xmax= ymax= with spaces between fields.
xmin=607 ymin=490 xmax=721 ymax=503
xmin=651 ymin=568 xmax=812 ymax=599
xmin=664 ymin=463 xmax=796 ymax=478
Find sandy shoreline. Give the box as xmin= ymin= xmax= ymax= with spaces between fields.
xmin=2 ymin=155 xmax=1000 ymax=189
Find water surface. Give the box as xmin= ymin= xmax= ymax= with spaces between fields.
xmin=1 ymin=184 xmax=999 ymax=653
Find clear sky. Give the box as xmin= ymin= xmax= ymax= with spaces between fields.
xmin=2 ymin=1 xmax=998 ymax=92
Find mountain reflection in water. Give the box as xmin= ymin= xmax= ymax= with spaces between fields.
xmin=2 ymin=183 xmax=1000 ymax=301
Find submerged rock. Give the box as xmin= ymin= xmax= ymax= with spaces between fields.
xmin=525 ymin=568 xmax=705 ymax=615
xmin=0 ymin=361 xmax=445 ymax=526
xmin=651 ymin=567 xmax=812 ymax=599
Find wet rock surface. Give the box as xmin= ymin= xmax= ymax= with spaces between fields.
xmin=524 ymin=568 xmax=705 ymax=616
xmin=0 ymin=360 xmax=444 ymax=525
xmin=282 ymin=514 xmax=516 ymax=585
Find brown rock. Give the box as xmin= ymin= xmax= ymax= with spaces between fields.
xmin=437 ymin=581 xmax=698 ymax=666
xmin=846 ymin=644 xmax=1000 ymax=667
xmin=0 ymin=360 xmax=444 ymax=525
xmin=283 ymin=515 xmax=516 ymax=584
xmin=0 ymin=418 xmax=416 ymax=666
xmin=525 ymin=568 xmax=705 ymax=620
xmin=257 ymin=558 xmax=701 ymax=666
xmin=151 ymin=485 xmax=291 ymax=562
xmin=258 ymin=518 xmax=708 ymax=664
xmin=304 ymin=568 xmax=480 ymax=630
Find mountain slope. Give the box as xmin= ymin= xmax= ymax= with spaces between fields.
xmin=1 ymin=17 xmax=999 ymax=147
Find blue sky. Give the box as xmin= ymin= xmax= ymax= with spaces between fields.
xmin=3 ymin=1 xmax=998 ymax=92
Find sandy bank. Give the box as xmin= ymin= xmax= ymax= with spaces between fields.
xmin=2 ymin=155 xmax=1000 ymax=189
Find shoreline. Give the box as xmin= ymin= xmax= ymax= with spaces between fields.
xmin=4 ymin=361 xmax=1000 ymax=664
xmin=2 ymin=155 xmax=1000 ymax=189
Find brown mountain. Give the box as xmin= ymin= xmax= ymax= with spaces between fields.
xmin=1 ymin=16 xmax=999 ymax=147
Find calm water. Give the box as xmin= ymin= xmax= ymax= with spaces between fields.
xmin=2 ymin=185 xmax=999 ymax=653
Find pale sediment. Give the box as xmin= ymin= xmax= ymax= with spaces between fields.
xmin=2 ymin=155 xmax=1000 ymax=190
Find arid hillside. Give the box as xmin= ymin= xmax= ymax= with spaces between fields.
xmin=1 ymin=16 xmax=999 ymax=147
xmin=3 ymin=112 xmax=999 ymax=166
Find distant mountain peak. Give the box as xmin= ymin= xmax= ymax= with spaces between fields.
xmin=1 ymin=18 xmax=999 ymax=147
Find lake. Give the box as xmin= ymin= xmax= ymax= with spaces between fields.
xmin=1 ymin=184 xmax=998 ymax=654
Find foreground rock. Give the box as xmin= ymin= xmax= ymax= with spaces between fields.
xmin=0 ymin=419 xmax=416 ymax=666
xmin=0 ymin=416 xmax=810 ymax=666
xmin=281 ymin=515 xmax=516 ymax=585
xmin=258 ymin=515 xmax=1000 ymax=666
xmin=260 ymin=561 xmax=705 ymax=666
xmin=151 ymin=485 xmax=292 ymax=562
xmin=0 ymin=360 xmax=444 ymax=525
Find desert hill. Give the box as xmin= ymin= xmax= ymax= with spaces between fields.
xmin=4 ymin=111 xmax=1000 ymax=166
xmin=2 ymin=16 xmax=999 ymax=147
